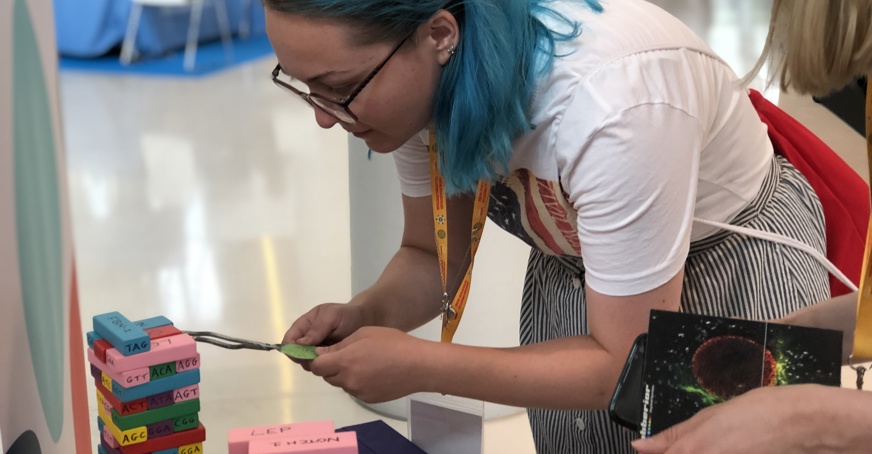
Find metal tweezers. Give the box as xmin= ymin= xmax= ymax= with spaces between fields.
xmin=184 ymin=331 xmax=282 ymax=352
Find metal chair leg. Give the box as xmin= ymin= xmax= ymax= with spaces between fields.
xmin=120 ymin=2 xmax=145 ymax=65
xmin=239 ymin=0 xmax=252 ymax=39
xmin=214 ymin=0 xmax=234 ymax=63
xmin=184 ymin=0 xmax=205 ymax=71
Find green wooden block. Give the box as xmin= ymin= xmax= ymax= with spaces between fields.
xmin=150 ymin=361 xmax=177 ymax=380
xmin=173 ymin=413 xmax=199 ymax=432
xmin=111 ymin=398 xmax=200 ymax=430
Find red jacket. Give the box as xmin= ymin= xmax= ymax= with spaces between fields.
xmin=749 ymin=89 xmax=870 ymax=296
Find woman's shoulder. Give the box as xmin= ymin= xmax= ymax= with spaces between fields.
xmin=546 ymin=0 xmax=718 ymax=77
xmin=530 ymin=0 xmax=739 ymax=132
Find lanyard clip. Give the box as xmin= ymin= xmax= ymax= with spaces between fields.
xmin=441 ymin=292 xmax=457 ymax=327
xmin=849 ymin=355 xmax=867 ymax=390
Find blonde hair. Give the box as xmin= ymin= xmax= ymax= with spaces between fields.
xmin=746 ymin=0 xmax=872 ymax=96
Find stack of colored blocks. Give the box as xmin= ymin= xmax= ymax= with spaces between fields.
xmin=229 ymin=421 xmax=357 ymax=454
xmin=88 ymin=312 xmax=206 ymax=454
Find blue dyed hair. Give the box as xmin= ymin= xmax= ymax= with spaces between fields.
xmin=263 ymin=0 xmax=602 ymax=194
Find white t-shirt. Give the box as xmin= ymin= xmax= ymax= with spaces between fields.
xmin=393 ymin=0 xmax=772 ymax=296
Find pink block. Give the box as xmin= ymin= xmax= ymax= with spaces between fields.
xmin=173 ymin=384 xmax=200 ymax=403
xmin=103 ymin=425 xmax=119 ymax=448
xmin=175 ymin=354 xmax=201 ymax=372
xmin=228 ymin=421 xmax=335 ymax=454
xmin=88 ymin=349 xmax=150 ymax=388
xmin=249 ymin=432 xmax=357 ymax=454
xmin=104 ymin=333 xmax=197 ymax=372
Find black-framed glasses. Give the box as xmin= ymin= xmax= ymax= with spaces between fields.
xmin=271 ymin=33 xmax=412 ymax=125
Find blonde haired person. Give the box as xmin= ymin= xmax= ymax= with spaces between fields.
xmin=634 ymin=1 xmax=872 ymax=453
xmin=750 ymin=0 xmax=872 ymax=96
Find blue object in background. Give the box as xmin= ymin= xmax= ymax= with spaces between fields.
xmin=59 ymin=33 xmax=274 ymax=78
xmin=53 ymin=0 xmax=266 ymax=58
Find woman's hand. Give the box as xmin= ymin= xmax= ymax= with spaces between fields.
xmin=632 ymin=385 xmax=869 ymax=454
xmin=283 ymin=303 xmax=369 ymax=347
xmin=308 ymin=326 xmax=435 ymax=403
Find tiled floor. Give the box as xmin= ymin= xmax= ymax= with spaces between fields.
xmin=61 ymin=0 xmax=868 ymax=452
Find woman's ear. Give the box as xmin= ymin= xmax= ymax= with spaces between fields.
xmin=426 ymin=9 xmax=460 ymax=66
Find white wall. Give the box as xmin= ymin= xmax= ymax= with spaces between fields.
xmin=0 ymin=0 xmax=90 ymax=451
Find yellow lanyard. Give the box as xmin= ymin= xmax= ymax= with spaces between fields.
xmin=428 ymin=130 xmax=491 ymax=343
xmin=853 ymin=87 xmax=872 ymax=360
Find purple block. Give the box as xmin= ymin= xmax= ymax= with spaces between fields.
xmin=90 ymin=364 xmax=102 ymax=380
xmin=147 ymin=391 xmax=174 ymax=410
xmin=147 ymin=419 xmax=174 ymax=439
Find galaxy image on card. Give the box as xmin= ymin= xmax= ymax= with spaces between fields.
xmin=640 ymin=310 xmax=842 ymax=436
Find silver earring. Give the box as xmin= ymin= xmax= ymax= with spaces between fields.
xmin=448 ymin=44 xmax=456 ymax=56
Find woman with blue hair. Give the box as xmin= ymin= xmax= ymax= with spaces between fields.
xmin=265 ymin=0 xmax=837 ymax=452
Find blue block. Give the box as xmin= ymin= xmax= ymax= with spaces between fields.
xmin=111 ymin=369 xmax=201 ymax=402
xmin=87 ymin=315 xmax=174 ymax=348
xmin=87 ymin=330 xmax=102 ymax=348
xmin=93 ymin=312 xmax=151 ymax=357
xmin=134 ymin=315 xmax=174 ymax=330
xmin=97 ymin=445 xmax=108 ymax=454
xmin=153 ymin=449 xmax=179 ymax=454
xmin=97 ymin=416 xmax=104 ymax=431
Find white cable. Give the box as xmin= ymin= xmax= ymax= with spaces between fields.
xmin=693 ymin=217 xmax=859 ymax=292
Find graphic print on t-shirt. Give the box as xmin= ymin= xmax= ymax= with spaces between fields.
xmin=488 ymin=169 xmax=581 ymax=257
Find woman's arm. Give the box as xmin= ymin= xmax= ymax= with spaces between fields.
xmin=777 ymin=292 xmax=862 ymax=363
xmin=421 ymin=271 xmax=683 ymax=409
xmin=314 ymin=269 xmax=684 ymax=408
xmin=350 ymin=193 xmax=476 ymax=331
xmin=284 ymin=193 xmax=475 ymax=345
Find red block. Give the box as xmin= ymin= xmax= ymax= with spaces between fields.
xmin=94 ymin=339 xmax=112 ymax=363
xmin=119 ymin=423 xmax=205 ymax=454
xmin=146 ymin=325 xmax=182 ymax=340
xmin=96 ymin=380 xmax=147 ymax=416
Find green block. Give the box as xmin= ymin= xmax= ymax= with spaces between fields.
xmin=111 ymin=398 xmax=200 ymax=430
xmin=173 ymin=413 xmax=199 ymax=432
xmin=150 ymin=361 xmax=177 ymax=380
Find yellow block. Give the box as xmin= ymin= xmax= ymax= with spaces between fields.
xmin=96 ymin=390 xmax=109 ymax=422
xmin=97 ymin=393 xmax=147 ymax=446
xmin=179 ymin=442 xmax=203 ymax=454
xmin=101 ymin=372 xmax=113 ymax=392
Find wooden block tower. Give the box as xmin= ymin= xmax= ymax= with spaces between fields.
xmin=88 ymin=311 xmax=205 ymax=453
